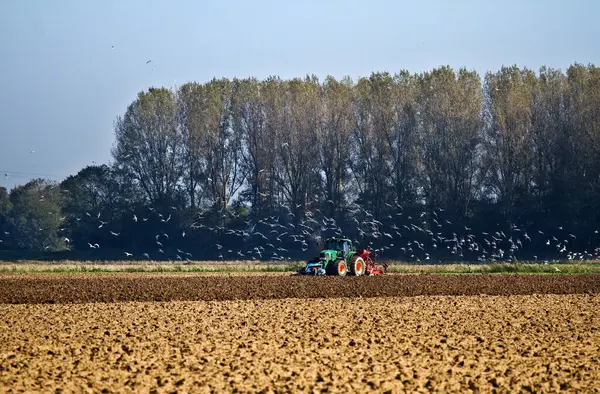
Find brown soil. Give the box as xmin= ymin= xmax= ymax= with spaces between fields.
xmin=1 ymin=274 xmax=599 ymax=304
xmin=1 ymin=295 xmax=599 ymax=393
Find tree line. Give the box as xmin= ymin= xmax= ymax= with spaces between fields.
xmin=1 ymin=63 xmax=600 ymax=262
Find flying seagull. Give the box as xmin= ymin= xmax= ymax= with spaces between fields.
xmin=146 ymin=60 xmax=152 ymax=64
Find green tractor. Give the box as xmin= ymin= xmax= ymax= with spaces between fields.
xmin=297 ymin=236 xmax=371 ymax=276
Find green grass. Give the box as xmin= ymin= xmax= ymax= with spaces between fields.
xmin=1 ymin=260 xmax=599 ymax=275
xmin=0 ymin=261 xmax=303 ymax=274
xmin=386 ymin=262 xmax=600 ymax=274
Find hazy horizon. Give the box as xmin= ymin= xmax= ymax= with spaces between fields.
xmin=1 ymin=0 xmax=599 ymax=190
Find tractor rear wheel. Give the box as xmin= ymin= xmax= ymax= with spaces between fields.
xmin=349 ymin=255 xmax=365 ymax=276
xmin=327 ymin=259 xmax=347 ymax=276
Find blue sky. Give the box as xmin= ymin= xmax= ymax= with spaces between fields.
xmin=0 ymin=0 xmax=598 ymax=190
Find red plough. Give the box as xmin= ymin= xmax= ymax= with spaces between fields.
xmin=355 ymin=249 xmax=388 ymax=276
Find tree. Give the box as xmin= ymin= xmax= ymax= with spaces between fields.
xmin=0 ymin=187 xmax=10 ymax=247
xmin=232 ymin=78 xmax=273 ymax=216
xmin=482 ymin=66 xmax=537 ymax=222
xmin=201 ymin=78 xmax=247 ymax=213
xmin=6 ymin=179 xmax=65 ymax=251
xmin=274 ymin=76 xmax=321 ymax=220
xmin=177 ymin=82 xmax=208 ymax=211
xmin=113 ymin=87 xmax=184 ymax=208
xmin=387 ymin=71 xmax=420 ymax=209
xmin=564 ymin=64 xmax=600 ymax=234
xmin=529 ymin=67 xmax=569 ymax=223
xmin=318 ymin=76 xmax=354 ymax=217
xmin=60 ymin=165 xmax=140 ymax=250
xmin=259 ymin=76 xmax=287 ymax=212
xmin=351 ymin=73 xmax=396 ymax=218
xmin=418 ymin=66 xmax=483 ymax=220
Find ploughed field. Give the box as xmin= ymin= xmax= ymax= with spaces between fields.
xmin=1 ymin=273 xmax=600 ymax=303
xmin=1 ymin=275 xmax=600 ymax=393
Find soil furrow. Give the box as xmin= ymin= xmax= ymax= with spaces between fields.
xmin=1 ymin=273 xmax=599 ymax=304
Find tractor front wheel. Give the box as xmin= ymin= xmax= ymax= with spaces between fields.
xmin=328 ymin=259 xmax=347 ymax=276
xmin=349 ymin=255 xmax=365 ymax=276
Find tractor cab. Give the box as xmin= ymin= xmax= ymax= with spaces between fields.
xmin=323 ymin=237 xmax=353 ymax=258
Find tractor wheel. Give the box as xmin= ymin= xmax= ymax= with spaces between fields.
xmin=327 ymin=259 xmax=347 ymax=276
xmin=349 ymin=255 xmax=365 ymax=276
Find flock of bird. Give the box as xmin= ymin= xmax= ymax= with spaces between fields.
xmin=5 ymin=149 xmax=599 ymax=263
xmin=3 ymin=163 xmax=600 ymax=264
xmin=5 ymin=197 xmax=594 ymax=265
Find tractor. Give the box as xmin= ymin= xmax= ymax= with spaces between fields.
xmin=297 ymin=236 xmax=387 ymax=276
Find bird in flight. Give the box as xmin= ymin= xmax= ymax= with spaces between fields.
xmin=146 ymin=60 xmax=152 ymax=64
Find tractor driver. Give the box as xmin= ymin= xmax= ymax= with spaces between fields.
xmin=342 ymin=241 xmax=350 ymax=257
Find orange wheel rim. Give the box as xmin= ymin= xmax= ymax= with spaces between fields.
xmin=356 ymin=262 xmax=362 ymax=272
xmin=339 ymin=264 xmax=345 ymax=273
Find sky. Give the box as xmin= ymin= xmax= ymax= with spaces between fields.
xmin=0 ymin=0 xmax=598 ymax=190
